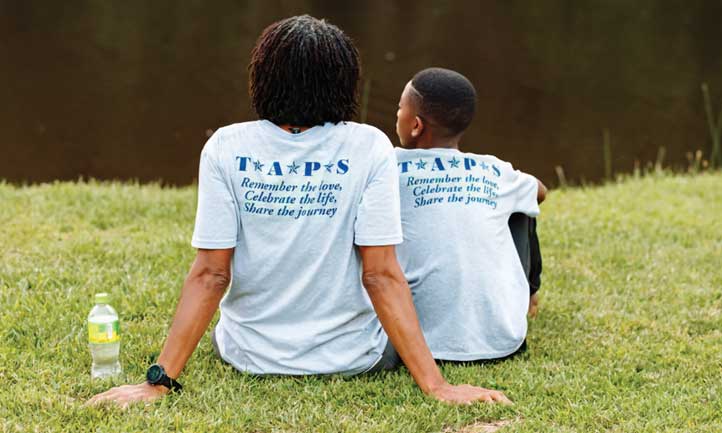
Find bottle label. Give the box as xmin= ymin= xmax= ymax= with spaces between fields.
xmin=88 ymin=321 xmax=120 ymax=344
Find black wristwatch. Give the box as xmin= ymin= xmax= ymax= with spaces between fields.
xmin=146 ymin=363 xmax=183 ymax=392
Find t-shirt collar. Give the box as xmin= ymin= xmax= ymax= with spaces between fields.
xmin=258 ymin=119 xmax=333 ymax=141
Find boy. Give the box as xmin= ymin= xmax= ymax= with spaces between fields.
xmin=395 ymin=68 xmax=546 ymax=361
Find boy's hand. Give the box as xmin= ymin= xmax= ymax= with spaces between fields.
xmin=86 ymin=382 xmax=169 ymax=409
xmin=429 ymin=382 xmax=512 ymax=405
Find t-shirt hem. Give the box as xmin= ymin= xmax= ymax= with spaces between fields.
xmin=431 ymin=340 xmax=526 ymax=361
xmin=191 ymin=239 xmax=238 ymax=249
xmin=356 ymin=333 xmax=390 ymax=375
xmin=222 ymin=353 xmax=385 ymax=376
xmin=525 ymin=208 xmax=541 ymax=218
xmin=217 ymin=320 xmax=389 ymax=376
xmin=354 ymin=235 xmax=403 ymax=246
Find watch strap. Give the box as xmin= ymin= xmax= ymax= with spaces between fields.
xmin=158 ymin=373 xmax=182 ymax=392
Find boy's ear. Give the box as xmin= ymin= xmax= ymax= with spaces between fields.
xmin=412 ymin=115 xmax=424 ymax=138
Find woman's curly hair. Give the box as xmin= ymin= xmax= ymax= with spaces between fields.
xmin=249 ymin=15 xmax=360 ymax=127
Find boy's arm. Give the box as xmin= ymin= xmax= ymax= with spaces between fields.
xmin=537 ymin=179 xmax=547 ymax=203
xmin=359 ymin=245 xmax=512 ymax=405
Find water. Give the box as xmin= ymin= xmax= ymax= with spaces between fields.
xmin=88 ymin=298 xmax=121 ymax=379
xmin=2 ymin=2 xmax=721 ymax=186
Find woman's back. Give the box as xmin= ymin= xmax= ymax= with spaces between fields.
xmin=192 ymin=119 xmax=402 ymax=375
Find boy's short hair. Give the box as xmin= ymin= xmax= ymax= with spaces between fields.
xmin=249 ymin=15 xmax=360 ymax=127
xmin=411 ymin=68 xmax=476 ymax=137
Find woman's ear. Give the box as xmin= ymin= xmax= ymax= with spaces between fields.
xmin=412 ymin=115 xmax=424 ymax=138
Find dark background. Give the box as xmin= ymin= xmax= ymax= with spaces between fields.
xmin=2 ymin=0 xmax=721 ymax=185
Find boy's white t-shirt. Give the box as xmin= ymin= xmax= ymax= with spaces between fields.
xmin=192 ymin=120 xmax=402 ymax=375
xmin=395 ymin=147 xmax=540 ymax=360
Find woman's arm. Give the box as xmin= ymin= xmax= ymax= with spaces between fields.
xmin=359 ymin=245 xmax=511 ymax=405
xmin=87 ymin=248 xmax=233 ymax=408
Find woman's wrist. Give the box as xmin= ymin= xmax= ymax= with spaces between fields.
xmin=417 ymin=370 xmax=448 ymax=395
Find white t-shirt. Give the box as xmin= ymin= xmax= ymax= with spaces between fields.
xmin=192 ymin=120 xmax=402 ymax=375
xmin=395 ymin=147 xmax=539 ymax=360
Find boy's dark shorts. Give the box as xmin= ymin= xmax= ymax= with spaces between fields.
xmin=509 ymin=213 xmax=542 ymax=296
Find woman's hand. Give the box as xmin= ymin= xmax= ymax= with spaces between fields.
xmin=428 ymin=382 xmax=512 ymax=405
xmin=86 ymin=382 xmax=169 ymax=409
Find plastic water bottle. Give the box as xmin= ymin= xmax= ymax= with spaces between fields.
xmin=88 ymin=292 xmax=121 ymax=379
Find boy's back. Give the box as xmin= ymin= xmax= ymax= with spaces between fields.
xmin=395 ymin=147 xmax=539 ymax=360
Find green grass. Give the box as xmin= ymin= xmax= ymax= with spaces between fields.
xmin=1 ymin=173 xmax=721 ymax=432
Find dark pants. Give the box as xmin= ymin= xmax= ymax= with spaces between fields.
xmin=363 ymin=339 xmax=402 ymax=374
xmin=509 ymin=213 xmax=543 ymax=297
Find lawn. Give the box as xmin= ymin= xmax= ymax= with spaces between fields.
xmin=1 ymin=173 xmax=721 ymax=433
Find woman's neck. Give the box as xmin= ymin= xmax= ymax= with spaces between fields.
xmin=277 ymin=124 xmax=312 ymax=134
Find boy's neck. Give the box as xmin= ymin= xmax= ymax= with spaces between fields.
xmin=415 ymin=133 xmax=461 ymax=150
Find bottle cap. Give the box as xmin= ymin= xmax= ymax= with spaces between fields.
xmin=95 ymin=293 xmax=110 ymax=304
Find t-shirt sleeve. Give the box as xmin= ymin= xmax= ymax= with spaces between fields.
xmin=354 ymin=136 xmax=403 ymax=246
xmin=191 ymin=133 xmax=239 ymax=249
xmin=510 ymin=169 xmax=540 ymax=217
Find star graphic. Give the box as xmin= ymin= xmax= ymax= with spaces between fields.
xmin=324 ymin=162 xmax=335 ymax=173
xmin=415 ymin=159 xmax=427 ymax=170
xmin=253 ymin=160 xmax=264 ymax=172
xmin=448 ymin=157 xmax=460 ymax=168
xmin=287 ymin=161 xmax=300 ymax=174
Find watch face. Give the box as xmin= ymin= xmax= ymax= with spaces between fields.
xmin=147 ymin=364 xmax=163 ymax=383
